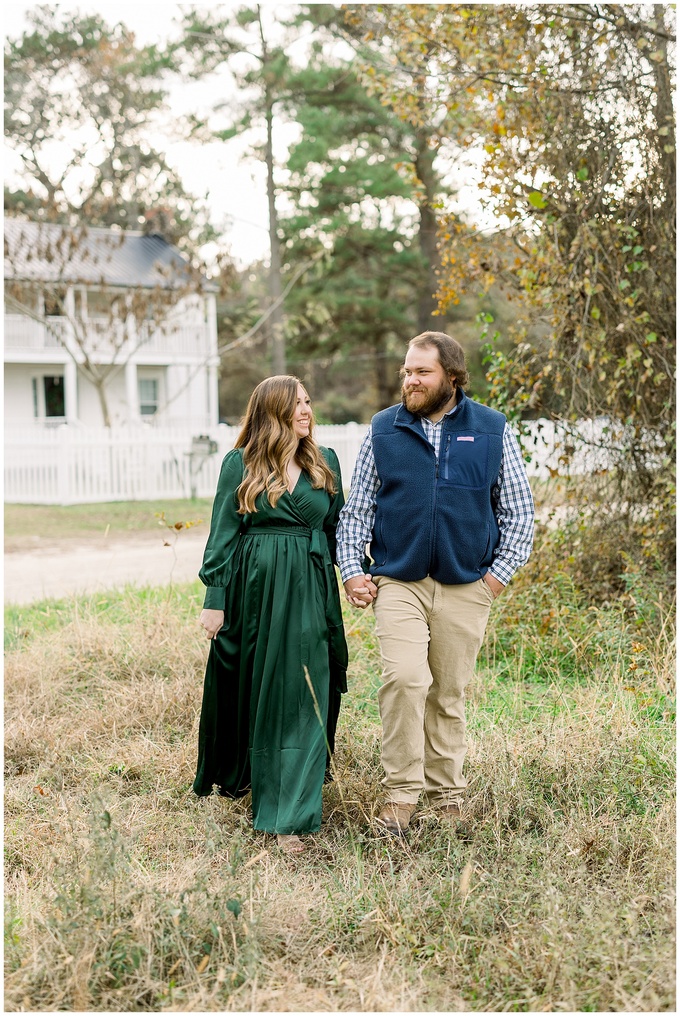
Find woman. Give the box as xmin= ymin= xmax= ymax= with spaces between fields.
xmin=193 ymin=376 xmax=348 ymax=854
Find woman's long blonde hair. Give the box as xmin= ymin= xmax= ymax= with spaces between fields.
xmin=234 ymin=375 xmax=337 ymax=514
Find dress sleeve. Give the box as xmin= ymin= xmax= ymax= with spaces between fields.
xmin=322 ymin=447 xmax=345 ymax=567
xmin=199 ymin=448 xmax=245 ymax=609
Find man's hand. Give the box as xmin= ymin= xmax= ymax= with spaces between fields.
xmin=483 ymin=572 xmax=505 ymax=599
xmin=344 ymin=574 xmax=378 ymax=609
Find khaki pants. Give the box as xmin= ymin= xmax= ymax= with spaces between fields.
xmin=372 ymin=575 xmax=494 ymax=806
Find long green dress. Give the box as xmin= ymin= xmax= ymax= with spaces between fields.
xmin=193 ymin=446 xmax=348 ymax=835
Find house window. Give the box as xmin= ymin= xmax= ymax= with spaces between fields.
xmin=87 ymin=289 xmax=124 ymax=319
xmin=138 ymin=378 xmax=159 ymax=416
xmin=44 ymin=376 xmax=65 ymax=416
xmin=43 ymin=289 xmax=67 ymax=317
xmin=33 ymin=375 xmax=65 ymax=418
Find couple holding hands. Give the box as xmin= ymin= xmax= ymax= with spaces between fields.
xmin=193 ymin=331 xmax=534 ymax=853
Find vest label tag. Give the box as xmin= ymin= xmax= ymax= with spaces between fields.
xmin=457 ymin=435 xmax=475 ymax=442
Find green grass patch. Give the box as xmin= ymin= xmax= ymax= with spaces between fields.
xmin=3 ymin=582 xmax=206 ymax=652
xmin=5 ymin=499 xmax=212 ymax=548
xmin=4 ymin=574 xmax=675 ymax=1012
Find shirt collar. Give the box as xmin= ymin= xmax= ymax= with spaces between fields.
xmin=425 ymin=401 xmax=460 ymax=427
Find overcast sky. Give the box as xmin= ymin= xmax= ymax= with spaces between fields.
xmin=4 ymin=2 xmax=285 ymax=265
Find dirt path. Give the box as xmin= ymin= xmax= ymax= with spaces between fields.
xmin=4 ymin=528 xmax=207 ymax=606
xmin=5 ymin=503 xmax=568 ymax=607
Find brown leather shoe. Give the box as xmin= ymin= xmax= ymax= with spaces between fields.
xmin=437 ymin=801 xmax=465 ymax=823
xmin=376 ymin=802 xmax=417 ymax=836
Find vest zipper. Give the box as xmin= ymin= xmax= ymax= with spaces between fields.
xmin=442 ymin=434 xmax=451 ymax=480
xmin=429 ymin=441 xmax=439 ymax=572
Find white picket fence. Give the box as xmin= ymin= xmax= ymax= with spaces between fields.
xmin=4 ymin=423 xmax=370 ymax=505
xmin=4 ymin=418 xmax=613 ymax=505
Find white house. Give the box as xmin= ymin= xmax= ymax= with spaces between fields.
xmin=3 ymin=220 xmax=374 ymax=504
xmin=4 ymin=218 xmax=220 ymax=431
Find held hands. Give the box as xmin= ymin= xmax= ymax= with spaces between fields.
xmin=344 ymin=574 xmax=378 ymax=609
xmin=200 ymin=608 xmax=224 ymax=640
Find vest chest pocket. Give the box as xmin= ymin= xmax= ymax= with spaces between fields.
xmin=441 ymin=433 xmax=489 ymax=489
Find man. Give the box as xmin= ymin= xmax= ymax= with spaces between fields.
xmin=336 ymin=331 xmax=534 ymax=836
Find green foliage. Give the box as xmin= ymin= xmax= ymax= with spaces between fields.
xmin=478 ymin=313 xmax=526 ymax=424
xmin=527 ymin=192 xmax=547 ymax=209
xmin=175 ymin=4 xmax=452 ymax=402
xmin=345 ymin=4 xmax=676 ymax=577
xmin=279 ymin=45 xmax=445 ymax=414
xmin=4 ymin=7 xmax=214 ymax=248
xmin=484 ymin=556 xmax=674 ymax=692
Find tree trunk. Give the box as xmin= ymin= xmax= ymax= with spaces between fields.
xmin=259 ymin=10 xmax=286 ymax=376
xmin=373 ymin=331 xmax=397 ymax=410
xmin=414 ymin=133 xmax=441 ymax=333
xmin=651 ymin=4 xmax=676 ymax=211
xmin=94 ymin=377 xmax=112 ymax=428
xmin=265 ymin=92 xmax=286 ymax=375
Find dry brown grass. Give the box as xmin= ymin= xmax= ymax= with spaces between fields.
xmin=4 ymin=579 xmax=676 ymax=1012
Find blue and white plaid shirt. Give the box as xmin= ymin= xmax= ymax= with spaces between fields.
xmin=336 ymin=403 xmax=535 ymax=586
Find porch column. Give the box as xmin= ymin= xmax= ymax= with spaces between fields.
xmin=62 ymin=286 xmax=79 ymax=363
xmin=125 ymin=361 xmax=139 ymax=423
xmin=206 ymin=294 xmax=218 ymax=357
xmin=207 ymin=364 xmax=219 ymax=426
xmin=64 ymin=358 xmax=78 ymax=423
xmin=206 ymin=294 xmax=219 ymax=426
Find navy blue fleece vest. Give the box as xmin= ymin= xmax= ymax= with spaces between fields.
xmin=370 ymin=393 xmax=505 ymax=584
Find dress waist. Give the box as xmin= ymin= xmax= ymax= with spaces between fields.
xmin=244 ymin=526 xmax=313 ymax=537
xmin=243 ymin=525 xmax=326 ymax=561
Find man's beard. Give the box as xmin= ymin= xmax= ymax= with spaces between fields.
xmin=402 ymin=378 xmax=455 ymax=418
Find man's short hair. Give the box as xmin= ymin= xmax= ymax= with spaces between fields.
xmin=408 ymin=331 xmax=470 ymax=388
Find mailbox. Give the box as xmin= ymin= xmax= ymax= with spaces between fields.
xmin=191 ymin=434 xmax=218 ymax=456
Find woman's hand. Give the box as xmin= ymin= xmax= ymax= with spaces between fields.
xmin=344 ymin=574 xmax=378 ymax=609
xmin=200 ymin=608 xmax=224 ymax=640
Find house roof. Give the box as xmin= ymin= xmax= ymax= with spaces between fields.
xmin=4 ymin=218 xmax=217 ymax=291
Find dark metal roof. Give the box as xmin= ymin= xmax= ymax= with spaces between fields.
xmin=4 ymin=218 xmax=216 ymax=291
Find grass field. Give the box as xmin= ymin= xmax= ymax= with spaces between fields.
xmin=4 ymin=569 xmax=676 ymax=1012
xmin=4 ymin=500 xmax=213 ymax=551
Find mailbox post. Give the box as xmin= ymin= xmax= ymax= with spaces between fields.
xmin=186 ymin=434 xmax=218 ymax=499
